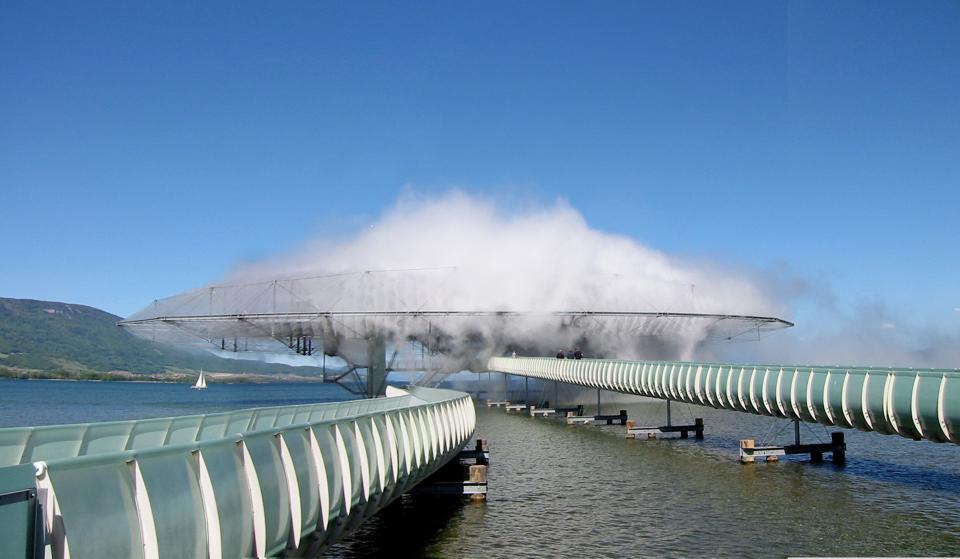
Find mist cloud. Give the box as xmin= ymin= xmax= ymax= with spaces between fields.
xmin=209 ymin=190 xmax=789 ymax=364
xmin=137 ymin=190 xmax=957 ymax=371
xmin=230 ymin=191 xmax=779 ymax=314
xmin=717 ymin=300 xmax=960 ymax=369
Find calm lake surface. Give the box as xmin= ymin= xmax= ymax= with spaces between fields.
xmin=2 ymin=378 xmax=959 ymax=557
xmin=0 ymin=378 xmax=355 ymax=426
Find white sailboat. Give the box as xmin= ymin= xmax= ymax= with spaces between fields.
xmin=192 ymin=369 xmax=207 ymax=390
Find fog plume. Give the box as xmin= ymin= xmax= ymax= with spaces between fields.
xmin=133 ymin=190 xmax=958 ymax=372
xmin=218 ymin=191 xmax=786 ymax=363
xmin=717 ymin=300 xmax=960 ymax=370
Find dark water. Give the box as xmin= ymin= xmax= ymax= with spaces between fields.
xmin=3 ymin=379 xmax=959 ymax=557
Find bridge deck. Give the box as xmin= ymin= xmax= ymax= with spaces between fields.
xmin=487 ymin=356 xmax=960 ymax=444
xmin=0 ymin=386 xmax=476 ymax=558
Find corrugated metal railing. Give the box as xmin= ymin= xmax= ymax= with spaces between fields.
xmin=0 ymin=386 xmax=476 ymax=558
xmin=0 ymin=392 xmax=425 ymax=468
xmin=487 ymin=357 xmax=960 ymax=444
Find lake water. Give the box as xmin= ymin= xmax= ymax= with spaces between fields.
xmin=0 ymin=378 xmax=355 ymax=427
xmin=2 ymin=378 xmax=959 ymax=557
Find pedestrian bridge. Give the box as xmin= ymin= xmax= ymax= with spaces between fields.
xmin=0 ymin=386 xmax=475 ymax=558
xmin=487 ymin=356 xmax=960 ymax=444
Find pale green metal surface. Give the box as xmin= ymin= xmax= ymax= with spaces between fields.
xmin=0 ymin=394 xmax=418 ymax=468
xmin=282 ymin=428 xmax=321 ymax=537
xmin=488 ymin=356 xmax=960 ymax=444
xmin=1 ymin=386 xmax=475 ymax=558
xmin=245 ymin=431 xmax=293 ymax=556
xmin=198 ymin=439 xmax=254 ymax=558
xmin=135 ymin=449 xmax=206 ymax=559
xmin=0 ymin=463 xmax=39 ymax=559
xmin=43 ymin=454 xmax=145 ymax=559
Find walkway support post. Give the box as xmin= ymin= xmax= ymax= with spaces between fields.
xmin=832 ymin=432 xmax=846 ymax=465
xmin=366 ymin=335 xmax=387 ymax=397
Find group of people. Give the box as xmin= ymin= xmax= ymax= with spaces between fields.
xmin=556 ymin=348 xmax=583 ymax=360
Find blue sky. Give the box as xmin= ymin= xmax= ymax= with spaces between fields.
xmin=1 ymin=2 xmax=958 ymax=355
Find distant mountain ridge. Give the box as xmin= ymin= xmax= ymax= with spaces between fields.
xmin=0 ymin=297 xmax=318 ymax=377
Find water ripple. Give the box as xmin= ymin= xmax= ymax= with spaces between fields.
xmin=331 ymin=402 xmax=960 ymax=557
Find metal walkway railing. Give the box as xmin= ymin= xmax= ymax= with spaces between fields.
xmin=487 ymin=356 xmax=960 ymax=444
xmin=0 ymin=386 xmax=476 ymax=558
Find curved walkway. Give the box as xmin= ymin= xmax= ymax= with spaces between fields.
xmin=488 ymin=356 xmax=960 ymax=444
xmin=0 ymin=386 xmax=475 ymax=558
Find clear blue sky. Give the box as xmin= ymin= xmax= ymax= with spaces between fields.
xmin=1 ymin=1 xmax=958 ymax=331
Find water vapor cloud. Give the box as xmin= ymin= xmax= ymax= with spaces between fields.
xmin=137 ymin=190 xmax=956 ymax=371
xmin=218 ymin=191 xmax=786 ymax=362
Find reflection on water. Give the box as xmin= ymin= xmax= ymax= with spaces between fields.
xmin=325 ymin=496 xmax=479 ymax=558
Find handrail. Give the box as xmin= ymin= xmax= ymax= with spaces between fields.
xmin=0 ymin=391 xmax=429 ymax=468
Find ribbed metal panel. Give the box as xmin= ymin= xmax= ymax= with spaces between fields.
xmin=488 ymin=357 xmax=960 ymax=444
xmin=1 ymin=387 xmax=475 ymax=559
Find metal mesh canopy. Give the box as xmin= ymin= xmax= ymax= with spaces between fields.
xmin=120 ymin=271 xmax=793 ymax=369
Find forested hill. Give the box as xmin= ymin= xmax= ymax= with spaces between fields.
xmin=0 ymin=297 xmax=316 ymax=377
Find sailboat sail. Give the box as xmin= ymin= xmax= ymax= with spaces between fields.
xmin=193 ymin=369 xmax=207 ymax=390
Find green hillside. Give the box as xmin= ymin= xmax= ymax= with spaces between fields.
xmin=0 ymin=297 xmax=319 ymax=377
